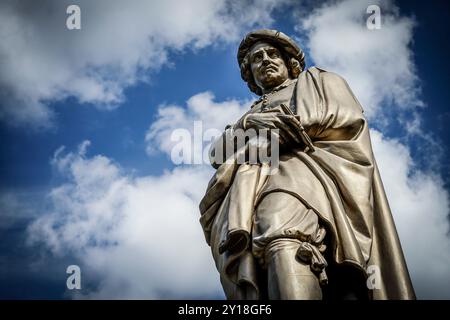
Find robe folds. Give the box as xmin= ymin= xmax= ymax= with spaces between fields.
xmin=199 ymin=66 xmax=415 ymax=300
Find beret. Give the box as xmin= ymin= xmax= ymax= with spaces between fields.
xmin=237 ymin=29 xmax=305 ymax=71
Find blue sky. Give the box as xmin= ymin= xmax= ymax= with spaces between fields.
xmin=0 ymin=0 xmax=449 ymax=299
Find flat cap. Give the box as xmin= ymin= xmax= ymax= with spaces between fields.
xmin=237 ymin=29 xmax=305 ymax=70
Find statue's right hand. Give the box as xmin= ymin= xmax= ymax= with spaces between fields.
xmin=243 ymin=112 xmax=280 ymax=130
xmin=243 ymin=112 xmax=302 ymax=145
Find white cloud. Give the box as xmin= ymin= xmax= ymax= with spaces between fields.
xmin=371 ymin=131 xmax=450 ymax=298
xmin=28 ymin=140 xmax=224 ymax=298
xmin=145 ymin=91 xmax=251 ymax=158
xmin=296 ymin=0 xmax=423 ymax=122
xmin=0 ymin=0 xmax=284 ymax=128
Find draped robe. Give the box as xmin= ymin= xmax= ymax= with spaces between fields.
xmin=199 ymin=67 xmax=415 ymax=300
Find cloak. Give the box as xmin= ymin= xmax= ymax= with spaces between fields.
xmin=199 ymin=66 xmax=415 ymax=300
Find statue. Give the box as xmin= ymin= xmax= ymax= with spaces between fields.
xmin=199 ymin=29 xmax=415 ymax=300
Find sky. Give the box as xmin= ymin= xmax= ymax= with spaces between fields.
xmin=0 ymin=0 xmax=449 ymax=299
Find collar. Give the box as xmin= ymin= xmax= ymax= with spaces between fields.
xmin=262 ymin=77 xmax=297 ymax=95
xmin=251 ymin=78 xmax=297 ymax=108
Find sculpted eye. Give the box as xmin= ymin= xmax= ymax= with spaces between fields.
xmin=269 ymin=50 xmax=280 ymax=58
xmin=253 ymin=53 xmax=262 ymax=63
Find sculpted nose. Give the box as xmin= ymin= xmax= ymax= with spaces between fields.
xmin=261 ymin=53 xmax=270 ymax=65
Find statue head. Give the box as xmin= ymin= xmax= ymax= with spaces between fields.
xmin=238 ymin=29 xmax=306 ymax=95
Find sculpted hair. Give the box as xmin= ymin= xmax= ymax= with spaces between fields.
xmin=240 ymin=43 xmax=304 ymax=96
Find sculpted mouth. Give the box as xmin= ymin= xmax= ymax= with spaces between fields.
xmin=262 ymin=65 xmax=277 ymax=73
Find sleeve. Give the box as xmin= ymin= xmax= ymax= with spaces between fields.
xmin=312 ymin=68 xmax=366 ymax=142
xmin=208 ymin=103 xmax=260 ymax=170
xmin=208 ymin=126 xmax=234 ymax=169
xmin=208 ymin=117 xmax=248 ymax=169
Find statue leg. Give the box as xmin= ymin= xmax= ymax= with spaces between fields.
xmin=253 ymin=192 xmax=325 ymax=299
xmin=266 ymin=238 xmax=322 ymax=300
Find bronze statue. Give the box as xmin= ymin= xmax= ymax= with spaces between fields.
xmin=199 ymin=29 xmax=415 ymax=300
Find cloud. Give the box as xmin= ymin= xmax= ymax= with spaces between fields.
xmin=295 ymin=0 xmax=423 ymax=122
xmin=0 ymin=0 xmax=284 ymax=128
xmin=371 ymin=130 xmax=450 ymax=298
xmin=145 ymin=91 xmax=251 ymax=159
xmin=27 ymin=140 xmax=224 ymax=298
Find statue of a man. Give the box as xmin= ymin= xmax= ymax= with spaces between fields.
xmin=199 ymin=29 xmax=415 ymax=300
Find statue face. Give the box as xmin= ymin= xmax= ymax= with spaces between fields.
xmin=249 ymin=42 xmax=289 ymax=92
